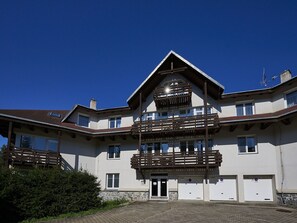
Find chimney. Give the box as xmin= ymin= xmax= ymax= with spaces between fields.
xmin=90 ymin=98 xmax=97 ymax=110
xmin=280 ymin=70 xmax=292 ymax=83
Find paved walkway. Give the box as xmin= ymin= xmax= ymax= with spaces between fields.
xmin=49 ymin=201 xmax=297 ymax=223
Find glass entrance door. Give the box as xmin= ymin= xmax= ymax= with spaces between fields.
xmin=152 ymin=179 xmax=158 ymax=196
xmin=151 ymin=178 xmax=168 ymax=198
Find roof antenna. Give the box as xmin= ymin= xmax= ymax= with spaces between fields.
xmin=260 ymin=67 xmax=267 ymax=87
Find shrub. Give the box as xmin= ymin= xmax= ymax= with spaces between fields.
xmin=0 ymin=167 xmax=101 ymax=222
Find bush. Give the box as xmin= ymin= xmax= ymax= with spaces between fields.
xmin=0 ymin=167 xmax=101 ymax=222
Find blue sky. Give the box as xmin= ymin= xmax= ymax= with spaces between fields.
xmin=0 ymin=0 xmax=297 ymax=144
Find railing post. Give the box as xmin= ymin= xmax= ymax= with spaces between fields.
xmin=5 ymin=121 xmax=13 ymax=167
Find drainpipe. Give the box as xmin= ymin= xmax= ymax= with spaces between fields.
xmin=278 ymin=123 xmax=285 ymax=204
xmin=204 ymin=81 xmax=209 ymax=181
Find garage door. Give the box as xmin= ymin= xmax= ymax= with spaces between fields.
xmin=244 ymin=176 xmax=273 ymax=201
xmin=209 ymin=176 xmax=237 ymax=201
xmin=178 ymin=178 xmax=203 ymax=200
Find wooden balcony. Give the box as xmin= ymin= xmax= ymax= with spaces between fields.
xmin=131 ymin=150 xmax=222 ymax=170
xmin=154 ymin=83 xmax=192 ymax=108
xmin=132 ymin=114 xmax=219 ymax=139
xmin=3 ymin=147 xmax=61 ymax=167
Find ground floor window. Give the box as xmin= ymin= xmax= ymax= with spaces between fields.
xmin=106 ymin=173 xmax=119 ymax=189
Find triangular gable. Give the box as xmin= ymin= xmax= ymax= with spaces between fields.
xmin=127 ymin=51 xmax=224 ymax=109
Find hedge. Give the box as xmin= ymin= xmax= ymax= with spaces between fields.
xmin=0 ymin=166 xmax=102 ymax=222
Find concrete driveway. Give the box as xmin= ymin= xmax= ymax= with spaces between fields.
xmin=50 ymin=201 xmax=297 ymax=223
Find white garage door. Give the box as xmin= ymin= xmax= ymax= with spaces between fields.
xmin=209 ymin=176 xmax=237 ymax=201
xmin=178 ymin=178 xmax=203 ymax=200
xmin=244 ymin=176 xmax=273 ymax=201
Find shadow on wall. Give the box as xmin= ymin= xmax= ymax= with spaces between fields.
xmin=60 ymin=157 xmax=75 ymax=171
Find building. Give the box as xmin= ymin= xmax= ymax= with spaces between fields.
xmin=1 ymin=51 xmax=297 ymax=205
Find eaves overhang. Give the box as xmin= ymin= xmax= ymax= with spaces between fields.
xmin=0 ymin=113 xmax=131 ymax=137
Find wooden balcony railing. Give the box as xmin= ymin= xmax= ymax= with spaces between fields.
xmin=131 ymin=150 xmax=222 ymax=170
xmin=4 ymin=147 xmax=61 ymax=167
xmin=132 ymin=114 xmax=219 ymax=138
xmin=154 ymin=83 xmax=192 ymax=108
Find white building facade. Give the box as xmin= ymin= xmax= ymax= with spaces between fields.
xmin=1 ymin=51 xmax=297 ymax=205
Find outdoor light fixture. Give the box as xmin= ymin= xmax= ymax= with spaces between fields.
xmin=165 ymin=87 xmax=170 ymax=93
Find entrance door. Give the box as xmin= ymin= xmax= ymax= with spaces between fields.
xmin=151 ymin=178 xmax=168 ymax=198
xmin=151 ymin=179 xmax=158 ymax=196
xmin=161 ymin=178 xmax=167 ymax=196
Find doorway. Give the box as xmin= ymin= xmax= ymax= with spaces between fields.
xmin=150 ymin=177 xmax=168 ymax=199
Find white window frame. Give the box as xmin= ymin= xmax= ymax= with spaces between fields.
xmin=285 ymin=88 xmax=297 ymax=108
xmin=107 ymin=144 xmax=121 ymax=159
xmin=236 ymin=101 xmax=254 ymax=116
xmin=237 ymin=135 xmax=258 ymax=154
xmin=106 ymin=173 xmax=119 ymax=189
xmin=77 ymin=113 xmax=90 ymax=128
xmin=193 ymin=106 xmax=212 ymax=115
xmin=109 ymin=117 xmax=121 ymax=128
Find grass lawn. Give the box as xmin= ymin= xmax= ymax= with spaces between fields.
xmin=21 ymin=199 xmax=129 ymax=223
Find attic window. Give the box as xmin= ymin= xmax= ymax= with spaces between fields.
xmin=48 ymin=112 xmax=62 ymax=118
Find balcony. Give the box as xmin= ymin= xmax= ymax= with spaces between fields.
xmin=3 ymin=147 xmax=61 ymax=167
xmin=132 ymin=114 xmax=219 ymax=139
xmin=131 ymin=150 xmax=222 ymax=170
xmin=154 ymin=82 xmax=192 ymax=108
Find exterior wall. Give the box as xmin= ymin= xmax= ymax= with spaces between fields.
xmin=216 ymin=127 xmax=277 ymax=176
xmin=96 ymin=138 xmax=149 ymax=192
xmin=274 ymin=118 xmax=297 ymax=193
xmin=60 ymin=134 xmax=97 ymax=175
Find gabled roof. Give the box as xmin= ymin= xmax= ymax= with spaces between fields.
xmin=127 ymin=51 xmax=225 ymax=109
xmin=62 ymin=104 xmax=131 ymax=122
xmin=0 ymin=109 xmax=131 ymax=137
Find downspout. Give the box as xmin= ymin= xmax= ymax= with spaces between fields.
xmin=204 ymin=81 xmax=209 ymax=181
xmin=278 ymin=123 xmax=285 ymax=204
xmin=138 ymin=92 xmax=145 ymax=182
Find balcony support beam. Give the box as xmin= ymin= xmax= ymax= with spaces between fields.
xmin=6 ymin=121 xmax=13 ymax=167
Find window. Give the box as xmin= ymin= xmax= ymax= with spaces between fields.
xmin=161 ymin=142 xmax=169 ymax=154
xmin=286 ymin=90 xmax=297 ymax=107
xmin=140 ymin=144 xmax=147 ymax=154
xmin=141 ymin=142 xmax=169 ymax=154
xmin=19 ymin=135 xmax=58 ymax=151
xmin=238 ymin=136 xmax=257 ymax=154
xmin=179 ymin=109 xmax=190 ymax=116
xmin=197 ymin=139 xmax=213 ymax=152
xmin=20 ymin=135 xmax=33 ymax=148
xmin=154 ymin=142 xmax=161 ymax=155
xmin=109 ymin=117 xmax=121 ymax=128
xmin=78 ymin=114 xmax=89 ymax=127
xmin=236 ymin=103 xmax=253 ymax=116
xmin=194 ymin=107 xmax=211 ymax=115
xmin=106 ymin=174 xmax=119 ymax=189
xmin=108 ymin=145 xmax=120 ymax=159
xmin=157 ymin=112 xmax=168 ymax=119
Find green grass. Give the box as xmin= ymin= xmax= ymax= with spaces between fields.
xmin=21 ymin=199 xmax=130 ymax=223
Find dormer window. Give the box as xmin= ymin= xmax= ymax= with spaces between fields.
xmin=78 ymin=114 xmax=90 ymax=127
xmin=109 ymin=117 xmax=121 ymax=128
